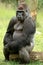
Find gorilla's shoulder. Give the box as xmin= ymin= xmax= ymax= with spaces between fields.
xmin=10 ymin=16 xmax=18 ymax=23
xmin=25 ymin=16 xmax=33 ymax=24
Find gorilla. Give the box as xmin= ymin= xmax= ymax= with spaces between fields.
xmin=3 ymin=4 xmax=36 ymax=63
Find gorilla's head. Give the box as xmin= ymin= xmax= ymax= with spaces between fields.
xmin=16 ymin=4 xmax=28 ymax=22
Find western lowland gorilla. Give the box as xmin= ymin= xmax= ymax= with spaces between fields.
xmin=3 ymin=4 xmax=36 ymax=63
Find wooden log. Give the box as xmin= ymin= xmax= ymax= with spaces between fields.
xmin=9 ymin=52 xmax=43 ymax=61
xmin=9 ymin=54 xmax=19 ymax=60
xmin=30 ymin=52 xmax=43 ymax=61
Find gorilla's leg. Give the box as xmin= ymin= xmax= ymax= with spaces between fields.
xmin=26 ymin=35 xmax=34 ymax=53
xmin=19 ymin=47 xmax=30 ymax=63
xmin=19 ymin=38 xmax=34 ymax=63
xmin=25 ymin=42 xmax=34 ymax=53
xmin=3 ymin=44 xmax=9 ymax=60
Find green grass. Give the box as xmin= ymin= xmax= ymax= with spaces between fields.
xmin=0 ymin=4 xmax=43 ymax=65
xmin=33 ymin=10 xmax=43 ymax=52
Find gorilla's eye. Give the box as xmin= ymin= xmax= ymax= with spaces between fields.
xmin=22 ymin=12 xmax=24 ymax=16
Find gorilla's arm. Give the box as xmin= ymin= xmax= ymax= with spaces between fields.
xmin=3 ymin=17 xmax=17 ymax=46
xmin=8 ymin=34 xmax=27 ymax=52
xmin=7 ymin=17 xmax=17 ymax=34
xmin=23 ymin=16 xmax=36 ymax=44
xmin=24 ymin=17 xmax=36 ymax=35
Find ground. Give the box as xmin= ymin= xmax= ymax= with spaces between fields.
xmin=0 ymin=4 xmax=43 ymax=65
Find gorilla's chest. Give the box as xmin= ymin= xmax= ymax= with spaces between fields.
xmin=13 ymin=22 xmax=23 ymax=40
xmin=14 ymin=22 xmax=23 ymax=31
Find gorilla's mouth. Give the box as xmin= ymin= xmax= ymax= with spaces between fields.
xmin=18 ymin=17 xmax=24 ymax=21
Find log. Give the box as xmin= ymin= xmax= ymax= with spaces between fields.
xmin=30 ymin=52 xmax=43 ymax=61
xmin=9 ymin=52 xmax=43 ymax=61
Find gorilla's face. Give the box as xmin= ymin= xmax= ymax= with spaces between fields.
xmin=16 ymin=10 xmax=25 ymax=22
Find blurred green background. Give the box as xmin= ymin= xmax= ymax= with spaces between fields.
xmin=0 ymin=0 xmax=43 ymax=65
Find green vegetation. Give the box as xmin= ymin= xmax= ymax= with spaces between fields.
xmin=0 ymin=3 xmax=43 ymax=65
xmin=33 ymin=10 xmax=43 ymax=52
xmin=0 ymin=0 xmax=43 ymax=10
xmin=38 ymin=0 xmax=43 ymax=9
